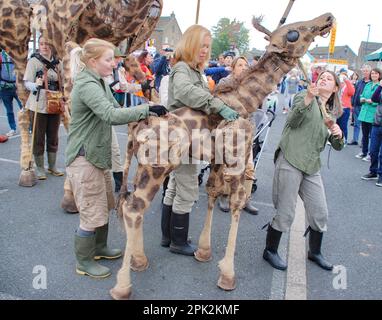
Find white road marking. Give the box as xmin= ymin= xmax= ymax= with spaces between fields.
xmin=0 ymin=157 xmax=19 ymax=164
xmin=285 ymin=196 xmax=307 ymax=300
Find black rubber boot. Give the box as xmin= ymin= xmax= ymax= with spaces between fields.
xmin=113 ymin=172 xmax=123 ymax=193
xmin=169 ymin=212 xmax=196 ymax=256
xmin=161 ymin=204 xmax=172 ymax=247
xmin=243 ymin=201 xmax=259 ymax=215
xmin=263 ymin=225 xmax=287 ymax=270
xmin=307 ymin=227 xmax=333 ymax=271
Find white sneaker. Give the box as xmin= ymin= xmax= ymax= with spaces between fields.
xmin=362 ymin=155 xmax=371 ymax=162
xmin=355 ymin=152 xmax=366 ymax=159
xmin=6 ymin=130 xmax=16 ymax=137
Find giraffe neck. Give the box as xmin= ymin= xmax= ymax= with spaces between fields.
xmin=217 ymin=52 xmax=297 ymax=115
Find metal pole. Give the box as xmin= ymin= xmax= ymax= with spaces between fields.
xmin=195 ymin=0 xmax=201 ymax=24
xmin=365 ymin=24 xmax=371 ymax=60
xmin=278 ymin=0 xmax=295 ymax=28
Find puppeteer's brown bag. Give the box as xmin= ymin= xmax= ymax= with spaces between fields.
xmin=44 ymin=67 xmax=65 ymax=114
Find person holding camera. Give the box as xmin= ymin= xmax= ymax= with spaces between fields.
xmin=24 ymin=36 xmax=64 ymax=180
xmin=66 ymin=38 xmax=168 ymax=278
xmin=151 ymin=47 xmax=173 ymax=91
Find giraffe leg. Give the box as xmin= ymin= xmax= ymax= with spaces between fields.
xmin=129 ymin=168 xmax=172 ymax=270
xmin=194 ymin=194 xmax=215 ymax=262
xmin=217 ymin=208 xmax=241 ymax=291
xmin=117 ymin=125 xmax=136 ymax=216
xmin=217 ymin=178 xmax=246 ymax=291
xmin=61 ymin=177 xmax=78 ymax=213
xmin=111 ymin=165 xmax=171 ymax=298
xmin=110 ymin=202 xmax=133 ymax=300
xmin=195 ymin=164 xmax=225 ymax=262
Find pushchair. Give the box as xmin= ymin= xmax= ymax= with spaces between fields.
xmin=198 ymin=109 xmax=276 ymax=194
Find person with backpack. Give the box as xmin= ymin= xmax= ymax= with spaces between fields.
xmin=0 ymin=49 xmax=23 ymax=137
xmin=23 ymin=36 xmax=64 ymax=180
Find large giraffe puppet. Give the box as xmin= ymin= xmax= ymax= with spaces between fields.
xmin=110 ymin=13 xmax=335 ymax=299
xmin=0 ymin=0 xmax=163 ymax=179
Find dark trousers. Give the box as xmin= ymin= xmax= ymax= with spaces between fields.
xmin=29 ymin=111 xmax=61 ymax=156
xmin=369 ymin=125 xmax=382 ymax=176
xmin=336 ymin=107 xmax=350 ymax=142
xmin=0 ymin=87 xmax=23 ymax=130
xmin=361 ymin=121 xmax=373 ymax=156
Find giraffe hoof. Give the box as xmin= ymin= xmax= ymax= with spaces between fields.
xmin=217 ymin=274 xmax=236 ymax=291
xmin=194 ymin=248 xmax=212 ymax=262
xmin=131 ymin=256 xmax=149 ymax=272
xmin=61 ymin=196 xmax=78 ymax=213
xmin=110 ymin=286 xmax=132 ymax=300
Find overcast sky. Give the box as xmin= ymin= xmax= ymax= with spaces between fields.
xmin=161 ymin=0 xmax=382 ymax=55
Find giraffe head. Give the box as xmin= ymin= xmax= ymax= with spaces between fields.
xmin=253 ymin=13 xmax=335 ymax=58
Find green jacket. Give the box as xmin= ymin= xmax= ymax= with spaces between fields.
xmin=167 ymin=61 xmax=224 ymax=114
xmin=358 ymin=81 xmax=379 ymax=123
xmin=65 ymin=68 xmax=149 ymax=169
xmin=276 ymin=91 xmax=344 ymax=175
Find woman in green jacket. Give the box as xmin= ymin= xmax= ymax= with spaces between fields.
xmin=161 ymin=25 xmax=239 ymax=256
xmin=356 ymin=68 xmax=382 ymax=160
xmin=66 ymin=38 xmax=167 ymax=279
xmin=263 ymin=71 xmax=344 ymax=271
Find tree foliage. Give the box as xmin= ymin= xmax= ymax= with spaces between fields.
xmin=211 ymin=18 xmax=250 ymax=59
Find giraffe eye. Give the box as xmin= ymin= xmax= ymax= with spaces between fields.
xmin=286 ymin=30 xmax=299 ymax=42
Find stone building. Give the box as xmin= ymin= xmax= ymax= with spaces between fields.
xmin=309 ymin=45 xmax=358 ymax=70
xmin=150 ymin=12 xmax=182 ymax=51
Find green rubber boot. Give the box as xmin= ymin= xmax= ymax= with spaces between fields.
xmin=34 ymin=155 xmax=47 ymax=180
xmin=74 ymin=234 xmax=111 ymax=278
xmin=94 ymin=224 xmax=122 ymax=260
xmin=47 ymin=152 xmax=64 ymax=176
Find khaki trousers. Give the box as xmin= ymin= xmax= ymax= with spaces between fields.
xmin=163 ymin=163 xmax=199 ymax=214
xmin=271 ymin=152 xmax=328 ymax=233
xmin=66 ymin=156 xmax=114 ymax=229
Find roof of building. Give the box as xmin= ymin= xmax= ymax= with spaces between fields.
xmin=358 ymin=41 xmax=382 ymax=54
xmin=155 ymin=12 xmax=176 ymax=31
xmin=309 ymin=45 xmax=356 ymax=56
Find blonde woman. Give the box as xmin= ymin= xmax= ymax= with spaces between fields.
xmin=66 ymin=38 xmax=167 ymax=278
xmin=161 ymin=25 xmax=238 ymax=256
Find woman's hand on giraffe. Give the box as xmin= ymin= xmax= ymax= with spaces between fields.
xmin=304 ymin=83 xmax=319 ymax=106
xmin=219 ymin=105 xmax=239 ymax=121
xmin=149 ymin=105 xmax=168 ymax=117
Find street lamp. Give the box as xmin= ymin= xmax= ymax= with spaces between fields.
xmin=365 ymin=24 xmax=371 ymax=59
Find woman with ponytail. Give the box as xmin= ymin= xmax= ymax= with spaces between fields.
xmin=65 ymin=38 xmax=167 ymax=279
